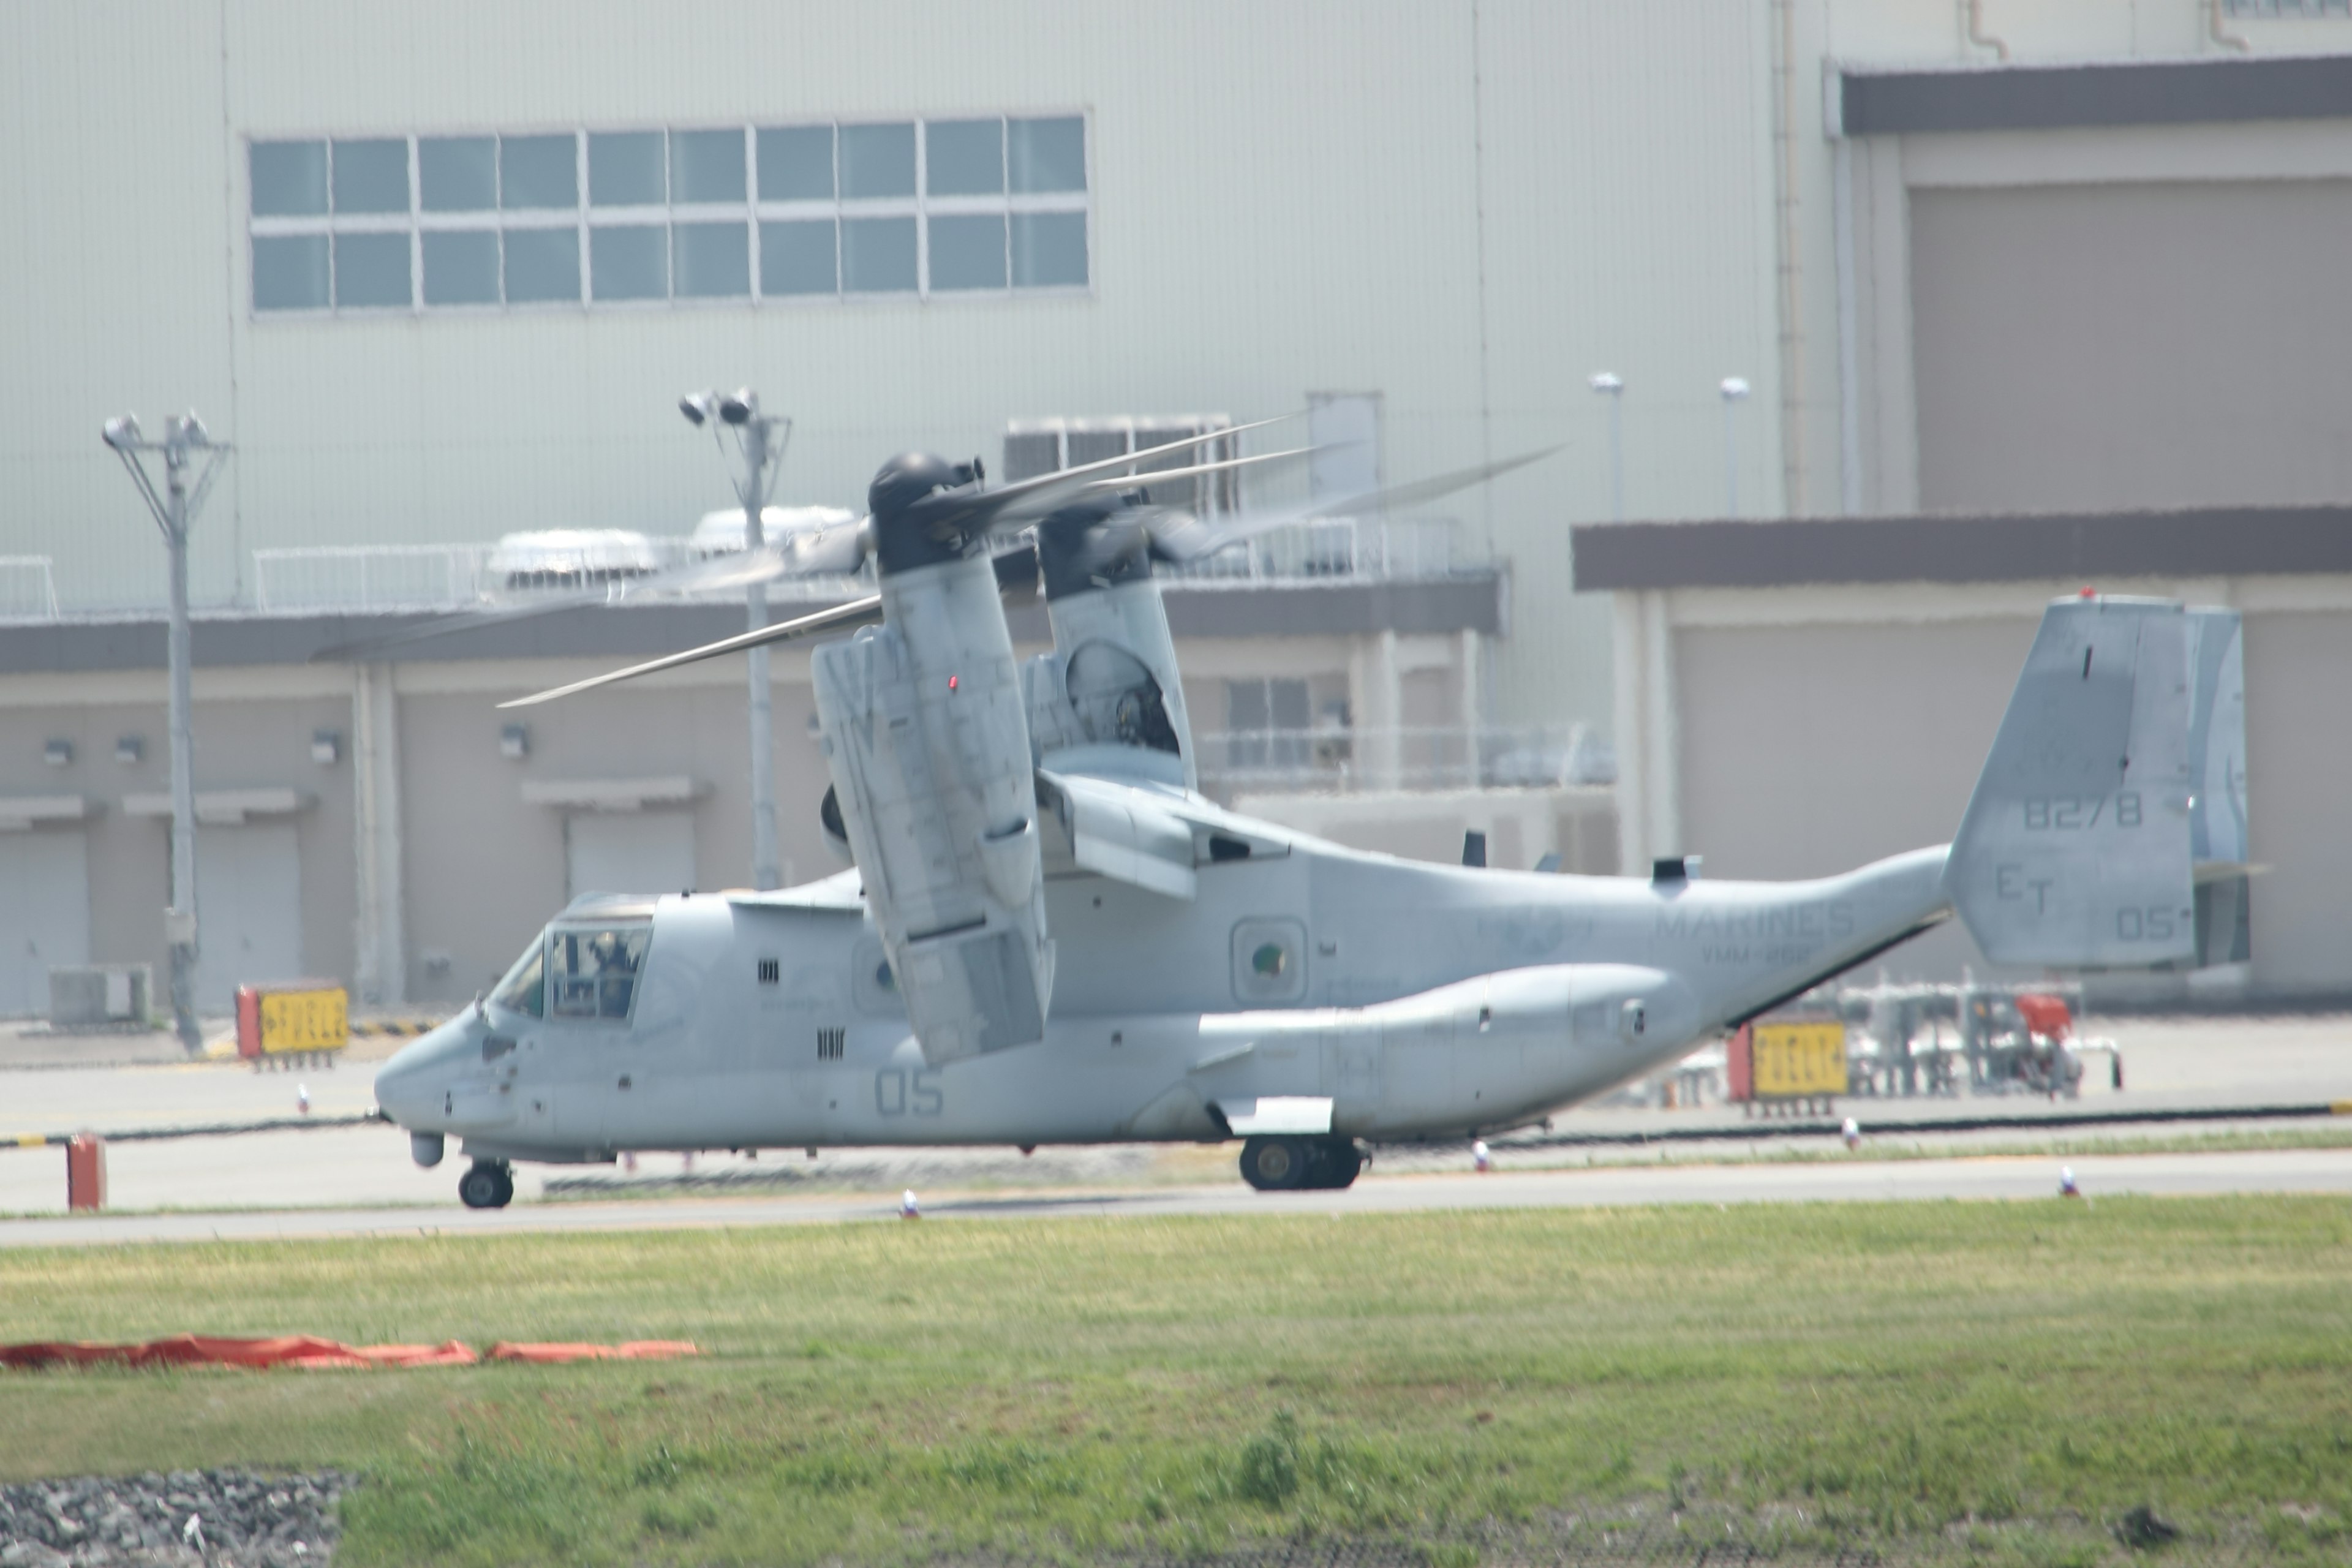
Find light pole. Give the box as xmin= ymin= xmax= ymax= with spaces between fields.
xmin=1717 ymin=377 xmax=1751 ymax=519
xmin=680 ymin=388 xmax=789 ymax=891
xmin=1588 ymin=372 xmax=1625 ymax=521
xmin=102 ymin=410 xmax=230 ymax=1053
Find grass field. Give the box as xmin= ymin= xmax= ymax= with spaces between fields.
xmin=4 ymin=1198 xmax=2351 ymax=1566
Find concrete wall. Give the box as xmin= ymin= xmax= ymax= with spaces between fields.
xmin=0 ymin=609 xmax=1497 ymax=1013
xmin=0 ymin=681 xmax=358 ymax=988
xmin=1911 ymin=179 xmax=2352 ymax=514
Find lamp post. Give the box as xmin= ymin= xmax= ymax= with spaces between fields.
xmin=102 ymin=411 xmax=230 ymax=1054
xmin=1717 ymin=377 xmax=1751 ymax=519
xmin=1588 ymin=372 xmax=1624 ymax=522
xmin=680 ymin=388 xmax=789 ymax=891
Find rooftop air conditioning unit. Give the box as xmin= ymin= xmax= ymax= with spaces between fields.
xmin=689 ymin=506 xmax=860 ymax=559
xmin=486 ymin=530 xmax=666 ymax=592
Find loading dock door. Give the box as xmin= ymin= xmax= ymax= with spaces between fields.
xmin=191 ymin=823 xmax=303 ymax=1012
xmin=0 ymin=832 xmax=91 ymax=1017
xmin=567 ymin=811 xmax=696 ymax=900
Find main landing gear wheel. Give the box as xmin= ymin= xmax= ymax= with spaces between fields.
xmin=1240 ymin=1136 xmax=1365 ymax=1192
xmin=458 ymin=1159 xmax=514 ymax=1210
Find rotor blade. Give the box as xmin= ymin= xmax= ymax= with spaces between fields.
xmin=494 ymin=542 xmax=1040 ymax=709
xmin=982 ymin=414 xmax=1292 ymax=509
xmin=314 ymin=545 xmax=807 ymax=661
xmin=1074 ymin=444 xmax=1314 ymax=495
xmin=496 ymin=595 xmax=883 ymax=709
xmin=1151 ymin=445 xmax=1562 ymax=562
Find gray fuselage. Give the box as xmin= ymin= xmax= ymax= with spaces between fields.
xmin=375 ymin=820 xmax=1951 ymax=1164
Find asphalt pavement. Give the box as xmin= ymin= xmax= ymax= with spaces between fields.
xmin=1 ymin=1146 xmax=2348 ymax=1249
xmin=0 ymin=1011 xmax=2344 ymax=1231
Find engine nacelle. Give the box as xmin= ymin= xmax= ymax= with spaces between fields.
xmin=1024 ymin=505 xmax=1196 ymax=788
xmin=1194 ymin=963 xmax=1701 ymax=1137
xmin=812 ymin=548 xmax=1053 ymax=1066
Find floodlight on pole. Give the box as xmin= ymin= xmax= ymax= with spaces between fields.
xmin=680 ymin=386 xmax=791 ymax=891
xmin=1718 ymin=377 xmax=1751 ymax=519
xmin=101 ymin=407 xmax=231 ymax=1054
xmin=1588 ymin=372 xmax=1625 ymax=522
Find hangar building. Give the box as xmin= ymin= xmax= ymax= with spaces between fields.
xmin=1 ymin=1 xmax=2348 ymax=1009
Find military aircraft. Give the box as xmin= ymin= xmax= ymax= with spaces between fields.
xmin=372 ymin=426 xmax=2250 ymax=1208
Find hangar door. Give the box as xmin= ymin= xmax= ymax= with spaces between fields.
xmin=0 ymin=831 xmax=90 ymax=1017
xmin=567 ymin=812 xmax=695 ymax=900
xmin=1911 ymin=180 xmax=2352 ymax=514
xmin=190 ymin=823 xmax=303 ymax=1011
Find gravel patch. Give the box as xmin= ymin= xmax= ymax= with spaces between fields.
xmin=0 ymin=1469 xmax=349 ymax=1567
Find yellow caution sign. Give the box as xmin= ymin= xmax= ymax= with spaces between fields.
xmin=255 ymin=986 xmax=349 ymax=1055
xmin=1752 ymin=1020 xmax=1847 ymax=1098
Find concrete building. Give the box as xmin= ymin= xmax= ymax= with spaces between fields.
xmin=6 ymin=1 xmax=2352 ymax=1009
xmin=0 ymin=566 xmax=1533 ymax=1013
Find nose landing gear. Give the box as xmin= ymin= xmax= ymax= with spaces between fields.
xmin=1239 ymin=1135 xmax=1365 ymax=1191
xmin=457 ymin=1158 xmax=514 ymax=1210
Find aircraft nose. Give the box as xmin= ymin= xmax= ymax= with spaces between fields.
xmin=373 ymin=1018 xmax=470 ymax=1128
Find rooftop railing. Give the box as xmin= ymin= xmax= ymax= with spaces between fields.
xmin=241 ymin=516 xmax=1481 ymax=614
xmin=0 ymin=557 xmax=61 ymax=622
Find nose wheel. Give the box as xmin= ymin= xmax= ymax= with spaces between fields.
xmin=1240 ymin=1136 xmax=1364 ymax=1191
xmin=457 ymin=1159 xmax=514 ymax=1210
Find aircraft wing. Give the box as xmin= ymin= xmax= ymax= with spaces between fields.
xmin=1035 ymin=769 xmax=1294 ymax=901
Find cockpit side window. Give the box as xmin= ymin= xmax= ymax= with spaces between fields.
xmin=549 ymin=923 xmax=652 ymax=1021
xmin=491 ymin=940 xmax=546 ymax=1017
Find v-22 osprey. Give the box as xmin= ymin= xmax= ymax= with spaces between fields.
xmin=373 ymin=424 xmax=2252 ymax=1208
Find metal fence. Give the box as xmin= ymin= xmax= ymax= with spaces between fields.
xmin=250 ymin=541 xmax=863 ymax=614
xmin=241 ymin=516 xmax=1479 ymax=615
xmin=252 ymin=545 xmax=502 ymax=612
xmin=1162 ymin=516 xmax=1470 ymax=588
xmin=1194 ymin=723 xmax=1612 ymax=797
xmin=0 ymin=557 xmax=61 ymax=621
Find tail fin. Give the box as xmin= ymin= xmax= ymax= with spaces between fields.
xmin=1947 ymin=595 xmax=2246 ymax=969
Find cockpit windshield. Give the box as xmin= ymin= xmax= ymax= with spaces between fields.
xmin=490 ymin=939 xmax=545 ymax=1017
xmin=548 ymin=923 xmax=652 ymax=1021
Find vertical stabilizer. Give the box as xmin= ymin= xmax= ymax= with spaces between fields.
xmin=1947 ymin=595 xmax=2215 ymax=968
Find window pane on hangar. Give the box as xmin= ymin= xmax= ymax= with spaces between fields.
xmin=423 ymin=230 xmax=499 ymax=304
xmin=926 ymin=118 xmax=1003 ymax=196
xmin=420 ymin=137 xmax=496 ymax=211
xmin=250 ymin=140 xmax=328 ymax=217
xmin=760 ymin=219 xmax=835 ymax=295
xmin=674 ymin=221 xmax=748 ymax=298
xmin=1009 ymin=117 xmax=1085 ymax=194
xmin=331 ymin=138 xmax=409 ymax=214
xmin=839 ymin=123 xmax=914 ymax=198
xmin=930 ymin=214 xmax=1006 ymax=290
xmin=503 ymin=227 xmax=580 ymax=303
xmin=333 ymin=232 xmax=412 ymax=307
xmin=500 ymin=134 xmax=578 ymax=210
xmin=252 ymin=234 xmax=329 ymax=310
xmin=758 ymin=126 xmax=833 ymax=201
xmin=590 ymin=131 xmax=666 ymax=206
xmin=1013 ymin=211 xmax=1087 ymax=287
xmin=842 ymin=215 xmax=916 ymax=292
xmin=591 ymin=224 xmax=667 ymax=300
xmin=670 ymin=129 xmax=745 ymax=203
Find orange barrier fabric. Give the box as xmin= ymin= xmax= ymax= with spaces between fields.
xmin=484 ymin=1340 xmax=699 ymax=1363
xmin=0 ymin=1336 xmax=688 ymax=1371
